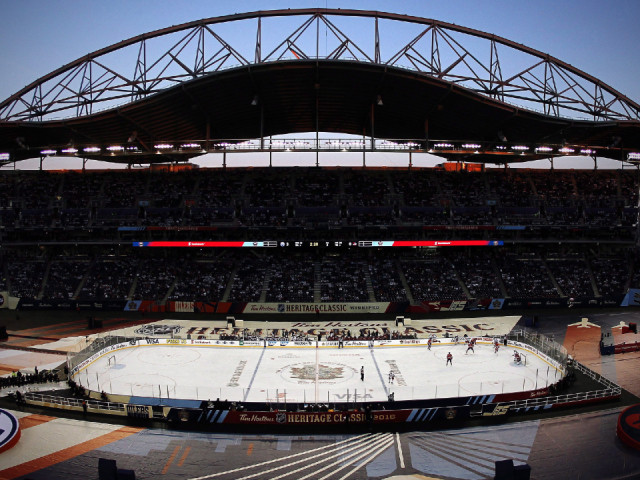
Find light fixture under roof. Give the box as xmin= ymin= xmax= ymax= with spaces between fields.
xmin=628 ymin=152 xmax=640 ymax=161
xmin=559 ymin=147 xmax=575 ymax=154
xmin=83 ymin=147 xmax=101 ymax=153
xmin=154 ymin=144 xmax=173 ymax=150
xmin=0 ymin=153 xmax=9 ymax=161
xmin=535 ymin=146 xmax=553 ymax=152
xmin=511 ymin=145 xmax=529 ymax=151
xmin=462 ymin=143 xmax=481 ymax=149
xmin=107 ymin=145 xmax=124 ymax=152
xmin=40 ymin=149 xmax=57 ymax=155
xmin=434 ymin=143 xmax=453 ymax=148
xmin=580 ymin=149 xmax=594 ymax=155
xmin=61 ymin=147 xmax=78 ymax=154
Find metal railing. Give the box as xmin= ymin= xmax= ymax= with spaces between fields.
xmin=24 ymin=391 xmax=126 ymax=413
xmin=503 ymin=361 xmax=621 ymax=410
xmin=505 ymin=328 xmax=569 ymax=368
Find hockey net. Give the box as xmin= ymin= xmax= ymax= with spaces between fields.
xmin=514 ymin=352 xmax=527 ymax=366
xmin=107 ymin=355 xmax=116 ymax=367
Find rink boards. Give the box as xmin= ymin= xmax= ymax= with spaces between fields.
xmin=71 ymin=336 xmax=563 ymax=405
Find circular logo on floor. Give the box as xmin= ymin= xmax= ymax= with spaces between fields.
xmin=0 ymin=409 xmax=21 ymax=454
xmin=278 ymin=362 xmax=356 ymax=384
xmin=617 ymin=403 xmax=640 ymax=451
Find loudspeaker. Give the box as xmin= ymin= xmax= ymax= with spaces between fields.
xmin=117 ymin=468 xmax=136 ymax=480
xmin=513 ymin=464 xmax=532 ymax=480
xmin=98 ymin=458 xmax=118 ymax=480
xmin=494 ymin=459 xmax=514 ymax=479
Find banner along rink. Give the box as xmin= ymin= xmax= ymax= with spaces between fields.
xmin=75 ymin=339 xmax=563 ymax=404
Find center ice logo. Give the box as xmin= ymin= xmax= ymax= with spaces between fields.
xmin=284 ymin=362 xmax=352 ymax=383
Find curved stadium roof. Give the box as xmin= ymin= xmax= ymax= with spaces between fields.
xmin=1 ymin=8 xmax=639 ymax=166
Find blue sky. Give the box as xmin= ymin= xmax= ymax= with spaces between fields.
xmin=1 ymin=0 xmax=639 ymax=169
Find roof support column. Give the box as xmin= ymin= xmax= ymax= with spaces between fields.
xmin=362 ymin=132 xmax=366 ymax=168
xmin=636 ymin=165 xmax=640 ymax=249
xmin=315 ymin=82 xmax=319 ymax=167
xmin=370 ymin=102 xmax=375 ymax=151
xmin=260 ymin=103 xmax=264 ymax=151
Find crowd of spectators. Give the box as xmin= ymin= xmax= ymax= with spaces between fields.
xmin=320 ymin=256 xmax=370 ymax=302
xmin=2 ymin=245 xmax=638 ymax=302
xmin=368 ymin=258 xmax=408 ymax=302
xmin=1 ymin=167 xmax=638 ymax=232
xmin=494 ymin=253 xmax=558 ymax=298
xmin=265 ymin=255 xmax=315 ymax=302
xmin=401 ymin=257 xmax=465 ymax=301
xmin=1 ymin=167 xmax=639 ymax=304
xmin=1 ymin=368 xmax=60 ymax=390
xmin=545 ymin=256 xmax=595 ymax=298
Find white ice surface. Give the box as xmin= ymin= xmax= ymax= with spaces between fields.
xmin=77 ymin=342 xmax=560 ymax=404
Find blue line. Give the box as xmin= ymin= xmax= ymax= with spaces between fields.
xmin=243 ymin=346 xmax=267 ymax=402
xmin=369 ymin=348 xmax=389 ymax=396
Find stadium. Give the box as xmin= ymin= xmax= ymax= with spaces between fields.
xmin=1 ymin=5 xmax=640 ymax=480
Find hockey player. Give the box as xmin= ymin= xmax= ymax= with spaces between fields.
xmin=427 ymin=337 xmax=432 ymax=350
xmin=446 ymin=352 xmax=453 ymax=366
xmin=454 ymin=334 xmax=460 ymax=345
xmin=361 ymin=366 xmax=365 ymax=381
xmin=494 ymin=342 xmax=500 ymax=354
xmin=513 ymin=351 xmax=522 ymax=364
xmin=465 ymin=338 xmax=475 ymax=354
xmin=388 ymin=371 xmax=395 ymax=384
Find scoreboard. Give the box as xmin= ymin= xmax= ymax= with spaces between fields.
xmin=133 ymin=240 xmax=503 ymax=248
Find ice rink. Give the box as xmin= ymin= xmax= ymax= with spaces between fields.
xmin=77 ymin=340 xmax=562 ymax=404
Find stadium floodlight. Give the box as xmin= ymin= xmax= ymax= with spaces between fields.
xmin=40 ymin=149 xmax=57 ymax=155
xmin=535 ymin=146 xmax=553 ymax=152
xmin=107 ymin=145 xmax=124 ymax=152
xmin=83 ymin=147 xmax=101 ymax=153
xmin=511 ymin=145 xmax=529 ymax=151
xmin=495 ymin=145 xmax=507 ymax=150
xmin=462 ymin=143 xmax=481 ymax=149
xmin=0 ymin=153 xmax=9 ymax=161
xmin=61 ymin=147 xmax=78 ymax=154
xmin=434 ymin=143 xmax=454 ymax=148
xmin=580 ymin=149 xmax=594 ymax=155
xmin=154 ymin=144 xmax=173 ymax=150
xmin=559 ymin=147 xmax=575 ymax=154
xmin=180 ymin=143 xmax=201 ymax=149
